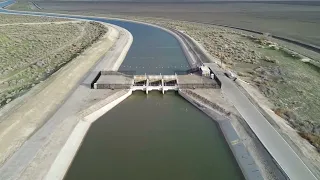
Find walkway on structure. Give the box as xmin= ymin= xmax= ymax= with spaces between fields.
xmin=93 ymin=71 xmax=220 ymax=94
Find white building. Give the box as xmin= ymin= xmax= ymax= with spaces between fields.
xmin=200 ymin=65 xmax=210 ymax=76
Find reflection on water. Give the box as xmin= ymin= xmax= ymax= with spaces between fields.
xmin=64 ymin=92 xmax=244 ymax=180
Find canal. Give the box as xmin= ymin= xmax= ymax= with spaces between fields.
xmin=0 ymin=4 xmax=244 ymax=179
xmin=64 ymin=92 xmax=244 ymax=180
xmin=64 ymin=18 xmax=243 ymax=180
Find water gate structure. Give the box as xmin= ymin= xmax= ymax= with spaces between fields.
xmin=92 ymin=69 xmax=220 ymax=94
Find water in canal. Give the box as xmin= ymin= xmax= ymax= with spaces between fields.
xmin=108 ymin=20 xmax=190 ymax=74
xmin=64 ymin=92 xmax=244 ymax=180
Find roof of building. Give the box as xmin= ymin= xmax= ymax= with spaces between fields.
xmin=200 ymin=65 xmax=210 ymax=72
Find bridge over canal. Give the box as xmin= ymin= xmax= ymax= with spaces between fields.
xmin=92 ymin=70 xmax=220 ymax=94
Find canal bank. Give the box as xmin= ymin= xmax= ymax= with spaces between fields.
xmin=0 ymin=6 xmax=134 ymax=179
xmin=45 ymin=89 xmax=133 ymax=180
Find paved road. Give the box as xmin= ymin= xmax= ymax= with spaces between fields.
xmin=205 ymin=62 xmax=317 ymax=180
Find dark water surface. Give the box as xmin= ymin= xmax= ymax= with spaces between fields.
xmin=64 ymin=92 xmax=244 ymax=180
xmin=110 ymin=20 xmax=190 ymax=74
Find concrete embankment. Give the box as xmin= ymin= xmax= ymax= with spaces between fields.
xmin=42 ymin=24 xmax=133 ymax=180
xmin=41 ymin=21 xmax=133 ymax=180
xmin=178 ymin=90 xmax=263 ymax=180
xmin=110 ymin=27 xmax=132 ymax=71
xmin=45 ymin=89 xmax=132 ymax=180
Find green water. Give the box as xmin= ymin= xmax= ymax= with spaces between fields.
xmin=64 ymin=92 xmax=244 ymax=180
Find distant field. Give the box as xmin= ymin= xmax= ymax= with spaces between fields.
xmin=0 ymin=14 xmax=107 ymax=107
xmin=6 ymin=1 xmax=39 ymax=11
xmin=31 ymin=1 xmax=320 ymax=48
xmin=0 ymin=14 xmax=67 ymax=24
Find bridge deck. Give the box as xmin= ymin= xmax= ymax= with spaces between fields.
xmin=94 ymin=75 xmax=134 ymax=89
xmin=93 ymin=71 xmax=220 ymax=91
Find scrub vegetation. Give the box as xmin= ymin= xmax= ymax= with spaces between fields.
xmin=0 ymin=14 xmax=107 ymax=107
xmin=0 ymin=14 xmax=67 ymax=24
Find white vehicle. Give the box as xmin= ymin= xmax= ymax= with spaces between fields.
xmin=225 ymin=70 xmax=237 ymax=81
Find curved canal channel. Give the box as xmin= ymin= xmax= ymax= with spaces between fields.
xmin=64 ymin=19 xmax=244 ymax=179
xmin=0 ymin=3 xmax=244 ymax=179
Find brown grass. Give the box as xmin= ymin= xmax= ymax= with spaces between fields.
xmin=0 ymin=14 xmax=107 ymax=107
xmin=299 ymin=132 xmax=320 ymax=152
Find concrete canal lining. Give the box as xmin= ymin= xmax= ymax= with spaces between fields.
xmin=45 ymin=90 xmax=132 ymax=180
xmin=48 ymin=88 xmax=262 ymax=180
xmin=178 ymin=90 xmax=263 ymax=180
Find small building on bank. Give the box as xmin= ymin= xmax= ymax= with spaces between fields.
xmin=200 ymin=65 xmax=210 ymax=76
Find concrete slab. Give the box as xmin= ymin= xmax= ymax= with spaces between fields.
xmin=177 ymin=74 xmax=216 ymax=85
xmin=96 ymin=75 xmax=133 ymax=85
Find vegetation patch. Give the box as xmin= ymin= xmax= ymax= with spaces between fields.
xmin=0 ymin=14 xmax=68 ymax=24
xmin=0 ymin=15 xmax=107 ymax=108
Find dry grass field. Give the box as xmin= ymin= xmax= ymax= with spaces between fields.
xmin=0 ymin=14 xmax=107 ymax=108
xmin=29 ymin=1 xmax=320 ymax=48
xmin=0 ymin=14 xmax=68 ymax=24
